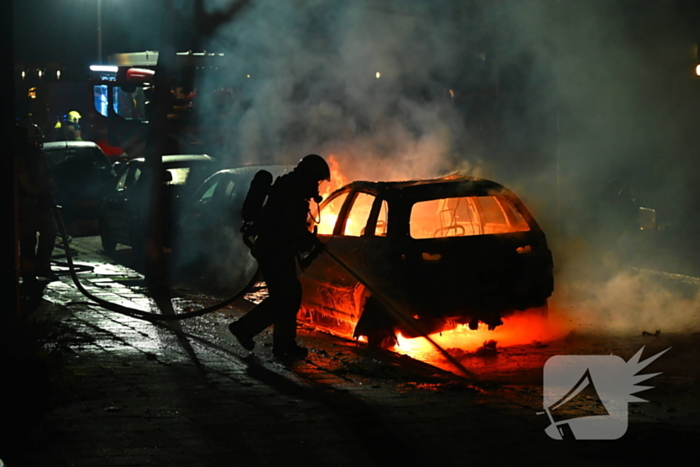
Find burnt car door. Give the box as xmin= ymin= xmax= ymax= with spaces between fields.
xmin=301 ymin=189 xmax=393 ymax=336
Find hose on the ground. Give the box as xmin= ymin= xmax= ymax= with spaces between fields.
xmin=51 ymin=250 xmax=95 ymax=274
xmin=53 ymin=202 xmax=476 ymax=378
xmin=53 ymin=204 xmax=260 ymax=322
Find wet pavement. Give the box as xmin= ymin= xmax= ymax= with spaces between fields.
xmin=2 ymin=237 xmax=699 ymax=466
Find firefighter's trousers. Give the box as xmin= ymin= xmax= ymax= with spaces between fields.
xmin=19 ymin=210 xmax=57 ymax=280
xmin=234 ymin=246 xmax=301 ymax=349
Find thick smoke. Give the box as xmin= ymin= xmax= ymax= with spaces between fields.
xmin=196 ymin=0 xmax=483 ymax=181
xmin=495 ymin=0 xmax=700 ymax=335
xmin=187 ymin=0 xmax=700 ymax=334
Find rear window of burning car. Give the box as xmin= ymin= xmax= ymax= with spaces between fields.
xmin=409 ymin=195 xmax=530 ymax=239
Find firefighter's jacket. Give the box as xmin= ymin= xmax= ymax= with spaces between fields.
xmin=253 ymin=170 xmax=317 ymax=255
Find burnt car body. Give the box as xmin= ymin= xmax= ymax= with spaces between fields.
xmin=300 ymin=174 xmax=554 ymax=347
xmin=43 ymin=141 xmax=117 ymax=236
xmin=173 ymin=165 xmax=293 ymax=291
xmin=99 ymin=154 xmax=216 ymax=253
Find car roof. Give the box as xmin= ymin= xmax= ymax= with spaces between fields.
xmin=42 ymin=141 xmax=101 ymax=150
xmin=130 ymin=154 xmax=213 ymax=165
xmin=340 ymin=174 xmax=516 ymax=199
xmin=209 ymin=164 xmax=294 ymax=178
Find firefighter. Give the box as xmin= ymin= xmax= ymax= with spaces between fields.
xmin=17 ymin=124 xmax=58 ymax=283
xmin=229 ymin=154 xmax=330 ymax=359
xmin=54 ymin=110 xmax=83 ymax=141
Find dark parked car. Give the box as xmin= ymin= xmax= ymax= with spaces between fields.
xmin=99 ymin=154 xmax=216 ymax=253
xmin=299 ymin=174 xmax=554 ymax=348
xmin=42 ymin=141 xmax=117 ymax=236
xmin=173 ymin=165 xmax=293 ymax=291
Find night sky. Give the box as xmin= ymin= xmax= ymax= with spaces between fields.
xmin=14 ymin=0 xmax=165 ymax=67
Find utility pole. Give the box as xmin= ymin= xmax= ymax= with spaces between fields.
xmin=143 ymin=0 xmax=174 ymax=310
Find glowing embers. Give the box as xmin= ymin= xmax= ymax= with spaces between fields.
xmin=391 ymin=312 xmax=559 ymax=372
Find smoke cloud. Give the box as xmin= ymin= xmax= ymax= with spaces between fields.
xmin=186 ymin=0 xmax=700 ymax=335
xmin=477 ymin=1 xmax=700 ymax=336
xmin=195 ymin=0 xmax=484 ymax=181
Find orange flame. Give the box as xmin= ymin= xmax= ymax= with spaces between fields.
xmin=391 ymin=311 xmax=566 ymax=373
xmin=313 ymin=155 xmax=351 ymax=235
xmin=320 ymin=155 xmax=349 ymax=199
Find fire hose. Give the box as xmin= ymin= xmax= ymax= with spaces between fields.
xmin=51 ymin=203 xmax=260 ymax=322
xmin=52 ymin=203 xmax=476 ymax=379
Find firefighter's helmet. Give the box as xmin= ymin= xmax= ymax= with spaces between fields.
xmin=297 ymin=154 xmax=331 ymax=182
xmin=67 ymin=110 xmax=82 ymax=123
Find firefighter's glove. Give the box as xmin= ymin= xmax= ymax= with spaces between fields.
xmin=299 ymin=244 xmax=322 ymax=270
xmin=311 ymin=235 xmax=325 ymax=252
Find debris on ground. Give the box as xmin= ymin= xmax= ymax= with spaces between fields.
xmin=642 ymin=329 xmax=661 ymax=337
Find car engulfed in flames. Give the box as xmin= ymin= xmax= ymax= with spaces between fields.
xmin=299 ymin=174 xmax=554 ymax=349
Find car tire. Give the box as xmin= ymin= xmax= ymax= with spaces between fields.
xmin=366 ymin=329 xmax=398 ymax=350
xmin=355 ymin=296 xmax=397 ymax=350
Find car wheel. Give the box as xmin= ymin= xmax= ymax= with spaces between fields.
xmin=355 ymin=295 xmax=397 ymax=350
xmin=366 ymin=329 xmax=398 ymax=350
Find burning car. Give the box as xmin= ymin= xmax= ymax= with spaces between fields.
xmin=99 ymin=154 xmax=216 ymax=254
xmin=299 ymin=174 xmax=554 ymax=348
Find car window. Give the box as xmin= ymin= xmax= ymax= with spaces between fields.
xmin=164 ymin=167 xmax=191 ymax=186
xmin=199 ymin=179 xmax=219 ymax=203
xmin=46 ymin=147 xmax=110 ymax=170
xmin=410 ymin=195 xmax=530 ymax=239
xmin=116 ymin=169 xmax=129 ymax=191
xmin=192 ymin=173 xmax=221 ymax=201
xmin=209 ymin=177 xmax=236 ymax=208
xmin=224 ymin=180 xmax=236 ymax=198
xmin=343 ymin=192 xmax=375 ymax=237
xmin=315 ymin=191 xmax=349 ymax=235
xmin=124 ymin=166 xmax=142 ymax=190
xmin=375 ymin=200 xmax=388 ymax=237
xmin=113 ymin=86 xmax=147 ymax=120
